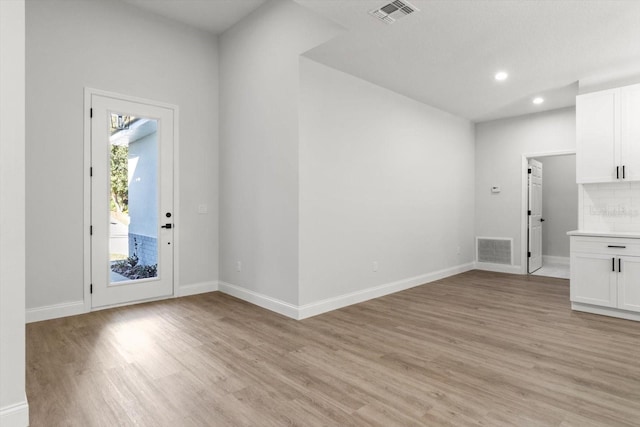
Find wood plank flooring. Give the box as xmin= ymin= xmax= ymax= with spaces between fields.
xmin=26 ymin=270 xmax=640 ymax=426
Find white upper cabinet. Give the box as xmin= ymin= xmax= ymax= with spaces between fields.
xmin=576 ymin=83 xmax=640 ymax=183
xmin=620 ymin=84 xmax=640 ymax=182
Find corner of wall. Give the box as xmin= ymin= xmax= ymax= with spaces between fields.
xmin=218 ymin=0 xmax=343 ymax=305
xmin=0 ymin=397 xmax=29 ymax=427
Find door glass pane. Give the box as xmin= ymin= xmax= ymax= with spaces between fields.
xmin=108 ymin=113 xmax=159 ymax=283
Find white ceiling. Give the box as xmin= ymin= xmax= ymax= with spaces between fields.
xmin=120 ymin=0 xmax=267 ymax=34
xmin=121 ymin=0 xmax=640 ymax=122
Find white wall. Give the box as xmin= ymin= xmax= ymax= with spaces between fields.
xmin=535 ymin=155 xmax=578 ymax=258
xmin=219 ymin=0 xmax=341 ymax=305
xmin=579 ymin=73 xmax=640 ymax=95
xmin=26 ymin=0 xmax=219 ymax=311
xmin=299 ymin=58 xmax=475 ymax=306
xmin=0 ymin=0 xmax=29 ymax=425
xmin=475 ymin=108 xmax=576 ymax=270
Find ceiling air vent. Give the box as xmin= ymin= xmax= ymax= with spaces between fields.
xmin=369 ymin=0 xmax=419 ymax=24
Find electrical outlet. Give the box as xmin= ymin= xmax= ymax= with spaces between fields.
xmin=372 ymin=261 xmax=379 ymax=272
xmin=198 ymin=204 xmax=208 ymax=214
xmin=236 ymin=261 xmax=242 ymax=272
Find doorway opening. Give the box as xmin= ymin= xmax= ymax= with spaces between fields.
xmin=521 ymin=151 xmax=577 ymax=279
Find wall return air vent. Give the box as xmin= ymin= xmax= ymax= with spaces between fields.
xmin=476 ymin=237 xmax=513 ymax=265
xmin=369 ymin=0 xmax=419 ymax=24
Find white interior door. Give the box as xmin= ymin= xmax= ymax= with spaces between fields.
xmin=528 ymin=159 xmax=543 ymax=273
xmin=91 ymin=94 xmax=174 ymax=308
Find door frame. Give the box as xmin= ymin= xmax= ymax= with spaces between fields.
xmin=83 ymin=87 xmax=180 ymax=312
xmin=519 ymin=149 xmax=575 ymax=275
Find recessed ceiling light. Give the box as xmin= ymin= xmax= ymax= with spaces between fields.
xmin=533 ymin=97 xmax=544 ymax=105
xmin=494 ymin=71 xmax=508 ymax=81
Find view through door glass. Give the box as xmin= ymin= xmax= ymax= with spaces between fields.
xmin=109 ymin=113 xmax=159 ymax=284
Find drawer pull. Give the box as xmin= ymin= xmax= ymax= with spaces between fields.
xmin=619 ymin=258 xmax=622 ymax=273
xmin=607 ymin=245 xmax=626 ymax=248
xmin=612 ymin=257 xmax=615 ymax=272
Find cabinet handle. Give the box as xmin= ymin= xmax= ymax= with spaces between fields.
xmin=617 ymin=166 xmax=620 ymax=179
xmin=623 ymin=165 xmax=626 ymax=179
xmin=619 ymin=258 xmax=622 ymax=273
xmin=607 ymin=245 xmax=626 ymax=248
xmin=612 ymin=257 xmax=615 ymax=271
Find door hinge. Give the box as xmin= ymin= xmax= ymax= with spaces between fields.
xmin=90 ymin=108 xmax=93 ymax=118
xmin=90 ymin=225 xmax=93 ymax=235
xmin=528 ymin=168 xmax=532 ymax=174
xmin=90 ymin=284 xmax=93 ymax=294
xmin=528 ymin=210 xmax=531 ymax=216
xmin=528 ymin=251 xmax=531 ymax=257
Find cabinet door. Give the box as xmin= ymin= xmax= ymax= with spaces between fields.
xmin=576 ymin=90 xmax=618 ymax=183
xmin=617 ymin=256 xmax=640 ymax=312
xmin=620 ymin=84 xmax=640 ymax=182
xmin=570 ymin=253 xmax=617 ymax=307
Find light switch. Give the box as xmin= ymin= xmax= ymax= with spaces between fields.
xmin=198 ymin=204 xmax=208 ymax=214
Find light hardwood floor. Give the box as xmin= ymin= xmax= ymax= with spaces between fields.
xmin=26 ymin=271 xmax=640 ymax=426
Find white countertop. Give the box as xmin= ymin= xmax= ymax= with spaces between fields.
xmin=567 ymin=230 xmax=640 ymax=239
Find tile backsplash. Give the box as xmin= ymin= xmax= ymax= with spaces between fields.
xmin=581 ymin=182 xmax=640 ymax=232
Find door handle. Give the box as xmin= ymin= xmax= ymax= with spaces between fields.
xmin=607 ymin=245 xmax=626 ymax=248
xmin=612 ymin=257 xmax=615 ymax=272
xmin=617 ymin=166 xmax=620 ymax=179
xmin=161 ymin=223 xmax=173 ymax=229
xmin=540 ymin=218 xmax=545 ymax=222
xmin=623 ymin=165 xmax=626 ymax=179
xmin=619 ymin=258 xmax=622 ymax=273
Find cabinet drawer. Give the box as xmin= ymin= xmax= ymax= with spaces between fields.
xmin=571 ymin=236 xmax=640 ymax=256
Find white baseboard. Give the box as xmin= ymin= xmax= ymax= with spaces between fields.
xmin=26 ymin=300 xmax=86 ymax=323
xmin=26 ymin=281 xmax=219 ymax=323
xmin=27 ymin=263 xmax=476 ymax=323
xmin=474 ymin=261 xmax=523 ymax=274
xmin=219 ymin=262 xmax=474 ymax=320
xmin=571 ymin=302 xmax=640 ymax=322
xmin=218 ymin=281 xmax=299 ymax=319
xmin=297 ymin=262 xmax=475 ymax=319
xmin=176 ymin=281 xmax=219 ymax=297
xmin=543 ymin=255 xmax=570 ymax=265
xmin=0 ymin=397 xmax=29 ymax=427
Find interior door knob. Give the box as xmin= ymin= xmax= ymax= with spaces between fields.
xmin=540 ymin=218 xmax=545 ymax=222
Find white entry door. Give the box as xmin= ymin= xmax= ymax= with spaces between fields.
xmin=90 ymin=93 xmax=175 ymax=308
xmin=528 ymin=159 xmax=543 ymax=273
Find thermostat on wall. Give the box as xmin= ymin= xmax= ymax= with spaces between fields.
xmin=491 ymin=186 xmax=501 ymax=193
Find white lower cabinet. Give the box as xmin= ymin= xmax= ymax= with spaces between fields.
xmin=618 ymin=256 xmax=640 ymax=312
xmin=570 ymin=252 xmax=617 ymax=308
xmin=570 ymin=235 xmax=640 ymax=320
